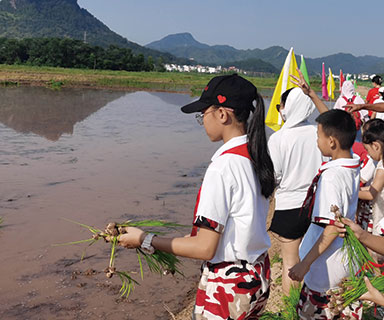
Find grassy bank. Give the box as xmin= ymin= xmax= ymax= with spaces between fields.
xmin=0 ymin=64 xmax=326 ymax=95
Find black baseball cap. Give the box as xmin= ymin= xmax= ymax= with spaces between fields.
xmin=181 ymin=74 xmax=257 ymax=113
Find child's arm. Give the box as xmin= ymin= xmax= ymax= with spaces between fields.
xmin=118 ymin=226 xmax=221 ymax=260
xmin=359 ymin=169 xmax=384 ymax=201
xmin=288 ymin=224 xmax=338 ymax=281
xmin=335 ymin=218 xmax=384 ymax=255
xmin=348 ymin=102 xmax=384 ymax=113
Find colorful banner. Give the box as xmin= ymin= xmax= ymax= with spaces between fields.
xmin=339 ymin=69 xmax=344 ymax=91
xmin=265 ymin=48 xmax=299 ymax=131
xmin=300 ymin=55 xmax=310 ymax=85
xmin=322 ymin=62 xmax=329 ymax=101
xmin=327 ymin=67 xmax=336 ymax=100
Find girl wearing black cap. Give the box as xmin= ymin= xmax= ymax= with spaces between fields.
xmin=116 ymin=74 xmax=275 ymax=319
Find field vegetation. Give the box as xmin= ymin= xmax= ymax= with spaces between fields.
xmin=0 ymin=64 xmax=334 ymax=95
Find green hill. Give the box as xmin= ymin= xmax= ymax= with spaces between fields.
xmin=0 ymin=0 xmax=184 ymax=63
xmin=147 ymin=33 xmax=384 ymax=74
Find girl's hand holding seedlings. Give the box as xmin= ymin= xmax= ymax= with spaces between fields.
xmin=360 ymin=276 xmax=384 ymax=306
xmin=334 ymin=218 xmax=365 ymax=240
xmin=118 ymin=227 xmax=146 ymax=248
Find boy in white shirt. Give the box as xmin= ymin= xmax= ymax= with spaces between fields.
xmin=288 ymin=109 xmax=362 ymax=319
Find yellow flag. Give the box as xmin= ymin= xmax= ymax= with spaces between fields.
xmin=327 ymin=67 xmax=336 ymax=100
xmin=265 ymin=48 xmax=300 ymax=131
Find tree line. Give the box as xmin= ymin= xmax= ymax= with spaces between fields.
xmin=0 ymin=37 xmax=165 ymax=72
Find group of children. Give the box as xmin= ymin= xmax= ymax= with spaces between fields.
xmin=116 ymin=72 xmax=384 ymax=319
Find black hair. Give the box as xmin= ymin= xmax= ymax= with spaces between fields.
xmin=315 ymin=109 xmax=356 ymax=150
xmin=230 ymin=94 xmax=275 ymax=198
xmin=362 ymin=119 xmax=384 ymax=159
xmin=281 ymin=88 xmax=294 ymax=105
xmin=372 ymin=75 xmax=383 ymax=86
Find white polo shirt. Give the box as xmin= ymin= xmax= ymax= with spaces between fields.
xmin=299 ymin=155 xmax=360 ymax=292
xmin=194 ymin=135 xmax=271 ymax=264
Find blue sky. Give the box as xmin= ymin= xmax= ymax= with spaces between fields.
xmin=78 ymin=0 xmax=382 ymax=58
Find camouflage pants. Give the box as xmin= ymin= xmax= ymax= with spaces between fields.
xmin=193 ymin=251 xmax=270 ymax=320
xmin=297 ymin=283 xmax=363 ymax=320
xmin=356 ymin=200 xmax=373 ymax=233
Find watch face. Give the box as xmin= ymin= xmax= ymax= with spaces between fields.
xmin=141 ymin=233 xmax=155 ymax=254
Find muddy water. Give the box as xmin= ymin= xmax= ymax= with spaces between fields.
xmin=0 ymin=85 xmax=332 ymax=319
xmin=0 ymin=87 xmax=221 ymax=320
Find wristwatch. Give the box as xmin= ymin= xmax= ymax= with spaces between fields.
xmin=141 ymin=233 xmax=156 ymax=254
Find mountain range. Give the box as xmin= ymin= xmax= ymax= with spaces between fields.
xmin=1 ymin=0 xmax=383 ymax=75
xmin=0 ymin=0 xmax=187 ymax=64
xmin=147 ymin=33 xmax=384 ymax=75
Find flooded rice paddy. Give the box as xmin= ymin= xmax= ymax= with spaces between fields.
xmin=0 ymin=86 xmax=327 ymax=319
xmin=0 ymin=87 xmax=221 ymax=320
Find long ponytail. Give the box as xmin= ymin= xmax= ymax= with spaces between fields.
xmin=246 ymin=93 xmax=275 ymax=198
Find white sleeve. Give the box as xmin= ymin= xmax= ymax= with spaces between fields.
xmin=195 ymin=166 xmax=231 ymax=227
xmin=268 ymin=134 xmax=283 ymax=185
xmin=312 ymin=176 xmax=342 ymax=225
xmin=361 ymin=157 xmax=377 ymax=183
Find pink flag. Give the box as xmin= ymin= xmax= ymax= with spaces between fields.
xmin=322 ymin=63 xmax=329 ymax=101
xmin=339 ymin=69 xmax=344 ymax=91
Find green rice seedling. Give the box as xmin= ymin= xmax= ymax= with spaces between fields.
xmin=331 ymin=205 xmax=378 ymax=276
xmin=270 ymin=252 xmax=282 ymax=266
xmin=259 ymin=312 xmax=282 ymax=319
xmin=260 ymin=286 xmax=300 ymax=320
xmin=117 ymin=271 xmax=139 ymax=297
xmin=327 ymin=205 xmax=384 ymax=314
xmin=327 ymin=275 xmax=384 ymax=316
xmin=279 ymin=286 xmax=300 ymax=320
xmin=274 ymin=275 xmax=282 ymax=286
xmin=58 ymin=218 xmax=186 ymax=298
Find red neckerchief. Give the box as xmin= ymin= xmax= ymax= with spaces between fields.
xmin=300 ymin=165 xmax=326 ymax=219
xmin=190 ymin=143 xmax=250 ymax=236
xmin=300 ymin=161 xmax=360 ymax=219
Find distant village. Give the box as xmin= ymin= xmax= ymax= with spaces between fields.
xmin=165 ymin=63 xmax=227 ymax=74
xmin=164 ymin=63 xmax=375 ymax=81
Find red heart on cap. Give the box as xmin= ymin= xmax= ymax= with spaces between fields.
xmin=217 ymin=95 xmax=226 ymax=103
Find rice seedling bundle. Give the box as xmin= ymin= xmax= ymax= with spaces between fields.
xmin=326 ymin=205 xmax=384 ymax=316
xmin=260 ymin=286 xmax=300 ymax=320
xmin=57 ymin=219 xmax=186 ymax=297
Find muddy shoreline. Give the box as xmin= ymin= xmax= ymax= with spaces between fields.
xmin=0 ymin=88 xmax=217 ymax=320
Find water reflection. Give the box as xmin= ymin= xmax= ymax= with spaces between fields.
xmin=0 ymin=87 xmax=126 ymax=141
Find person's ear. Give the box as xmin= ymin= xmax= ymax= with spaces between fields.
xmin=329 ymin=136 xmax=337 ymax=150
xmin=372 ymin=141 xmax=382 ymax=153
xmin=217 ymin=107 xmax=230 ymax=124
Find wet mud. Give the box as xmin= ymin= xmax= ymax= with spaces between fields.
xmin=0 ymin=87 xmax=215 ymax=320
